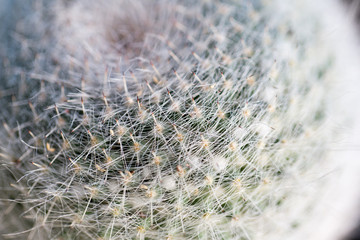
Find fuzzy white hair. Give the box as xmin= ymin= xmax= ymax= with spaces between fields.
xmin=1 ymin=0 xmax=360 ymax=240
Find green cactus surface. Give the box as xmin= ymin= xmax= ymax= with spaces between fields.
xmin=0 ymin=0 xmax=338 ymax=239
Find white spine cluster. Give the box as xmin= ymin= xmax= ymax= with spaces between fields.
xmin=0 ymin=0 xmax=359 ymax=240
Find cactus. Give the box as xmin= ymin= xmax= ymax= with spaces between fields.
xmin=0 ymin=0 xmax=348 ymax=239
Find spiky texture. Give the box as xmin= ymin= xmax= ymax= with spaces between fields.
xmin=0 ymin=0 xmax=344 ymax=239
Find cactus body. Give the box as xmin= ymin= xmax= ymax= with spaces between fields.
xmin=0 ymin=0 xmax=353 ymax=239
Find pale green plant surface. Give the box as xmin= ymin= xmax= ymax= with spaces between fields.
xmin=0 ymin=0 xmax=348 ymax=239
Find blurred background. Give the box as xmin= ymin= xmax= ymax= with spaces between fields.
xmin=342 ymin=1 xmax=360 ymax=240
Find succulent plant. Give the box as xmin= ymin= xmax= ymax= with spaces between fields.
xmin=0 ymin=0 xmax=354 ymax=239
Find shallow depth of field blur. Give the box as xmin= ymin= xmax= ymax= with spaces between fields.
xmin=1 ymin=0 xmax=360 ymax=240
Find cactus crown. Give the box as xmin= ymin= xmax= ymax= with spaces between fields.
xmin=0 ymin=0 xmax=335 ymax=239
